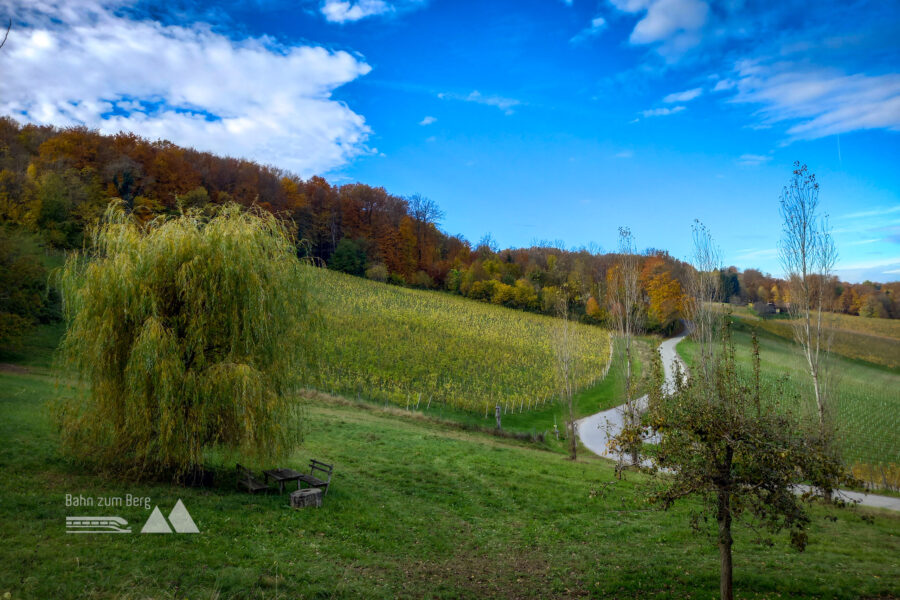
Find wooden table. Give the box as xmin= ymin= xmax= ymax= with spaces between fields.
xmin=263 ymin=468 xmax=303 ymax=493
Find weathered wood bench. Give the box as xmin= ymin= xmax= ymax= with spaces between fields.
xmin=296 ymin=459 xmax=334 ymax=496
xmin=236 ymin=463 xmax=270 ymax=493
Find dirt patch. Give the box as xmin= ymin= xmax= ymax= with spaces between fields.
xmin=0 ymin=363 xmax=30 ymax=374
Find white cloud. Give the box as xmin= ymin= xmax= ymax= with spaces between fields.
xmin=840 ymin=205 xmax=900 ymax=219
xmin=438 ymin=91 xmax=521 ymax=115
xmin=609 ymin=0 xmax=709 ymax=59
xmin=0 ymin=0 xmax=372 ymax=177
xmin=737 ymin=153 xmax=771 ymax=166
xmin=615 ymin=150 xmax=634 ymax=158
xmin=663 ymin=87 xmax=702 ymax=103
xmin=419 ymin=115 xmax=436 ymax=125
xmin=713 ymin=79 xmax=736 ymax=92
xmin=570 ymin=16 xmax=607 ymax=43
xmin=321 ymin=0 xmax=391 ymax=23
xmin=727 ymin=61 xmax=900 ymax=140
xmin=320 ymin=0 xmax=426 ymax=23
xmin=639 ymin=105 xmax=685 ymax=117
xmin=734 ymin=247 xmax=778 ymax=260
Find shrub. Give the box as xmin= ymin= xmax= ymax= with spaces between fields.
xmin=365 ymin=263 xmax=389 ymax=282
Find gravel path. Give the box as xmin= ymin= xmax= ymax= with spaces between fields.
xmin=576 ymin=332 xmax=900 ymax=512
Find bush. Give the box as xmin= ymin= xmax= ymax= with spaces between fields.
xmin=365 ymin=263 xmax=389 ymax=282
xmin=55 ymin=202 xmax=311 ymax=478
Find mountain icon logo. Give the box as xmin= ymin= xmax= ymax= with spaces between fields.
xmin=140 ymin=499 xmax=199 ymax=534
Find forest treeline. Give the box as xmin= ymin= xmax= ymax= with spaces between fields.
xmin=1 ymin=119 xmax=897 ymax=348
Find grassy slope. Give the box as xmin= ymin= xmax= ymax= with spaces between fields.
xmin=677 ymin=320 xmax=900 ymax=469
xmin=1 ymin=369 xmax=898 ymax=599
xmin=724 ymin=304 xmax=900 ymax=370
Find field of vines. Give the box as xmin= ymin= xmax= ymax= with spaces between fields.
xmin=678 ymin=325 xmax=900 ymax=482
xmin=720 ymin=304 xmax=900 ymax=370
xmin=303 ymin=267 xmax=611 ymax=415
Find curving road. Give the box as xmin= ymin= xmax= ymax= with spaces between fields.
xmin=577 ymin=331 xmax=900 ymax=512
xmin=576 ymin=330 xmax=687 ymax=466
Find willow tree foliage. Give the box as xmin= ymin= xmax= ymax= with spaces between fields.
xmin=56 ymin=202 xmax=311 ymax=477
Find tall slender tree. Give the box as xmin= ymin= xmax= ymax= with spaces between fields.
xmin=778 ymin=163 xmax=837 ymax=444
xmin=608 ymin=227 xmax=644 ymax=465
xmin=552 ymin=291 xmax=577 ymax=460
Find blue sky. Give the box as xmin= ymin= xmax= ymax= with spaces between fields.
xmin=2 ymin=0 xmax=899 ymax=281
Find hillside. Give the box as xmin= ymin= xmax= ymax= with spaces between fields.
xmin=724 ymin=304 xmax=900 ymax=370
xmin=305 ymin=266 xmax=611 ymax=416
xmin=677 ymin=320 xmax=900 ymax=479
xmin=1 ymin=369 xmax=898 ymax=598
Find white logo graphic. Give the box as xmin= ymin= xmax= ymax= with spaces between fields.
xmin=141 ymin=499 xmax=199 ymax=534
xmin=66 ymin=516 xmax=131 ymax=534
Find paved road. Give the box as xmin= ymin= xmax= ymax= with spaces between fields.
xmin=577 ymin=332 xmax=900 ymax=512
xmin=576 ymin=331 xmax=686 ymax=466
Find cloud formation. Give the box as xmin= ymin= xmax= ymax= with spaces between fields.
xmin=0 ymin=0 xmax=373 ymax=177
xmin=438 ymin=91 xmax=521 ymax=115
xmin=737 ymin=154 xmax=771 ymax=166
xmin=639 ymin=106 xmax=685 ymax=117
xmin=320 ymin=0 xmax=426 ymax=23
xmin=727 ymin=61 xmax=900 ymax=140
xmin=570 ymin=16 xmax=607 ymax=44
xmin=663 ymin=87 xmax=702 ymax=103
xmin=609 ymin=0 xmax=709 ymax=59
xmin=419 ymin=116 xmax=437 ymax=125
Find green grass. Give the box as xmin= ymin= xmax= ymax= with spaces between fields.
xmin=724 ymin=304 xmax=900 ymax=370
xmin=1 ymin=369 xmax=898 ymax=599
xmin=306 ymin=267 xmax=611 ymax=416
xmin=677 ymin=320 xmax=900 ymax=471
xmin=0 ymin=322 xmax=65 ymax=370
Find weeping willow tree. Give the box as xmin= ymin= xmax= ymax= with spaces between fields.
xmin=55 ymin=202 xmax=312 ymax=478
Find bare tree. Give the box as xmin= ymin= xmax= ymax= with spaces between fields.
xmin=552 ymin=291 xmax=577 ymax=460
xmin=407 ymin=194 xmax=445 ymax=267
xmin=608 ymin=227 xmax=644 ymax=465
xmin=685 ymin=220 xmax=723 ymax=394
xmin=778 ymin=162 xmax=837 ymax=442
xmin=0 ymin=19 xmax=10 ymax=51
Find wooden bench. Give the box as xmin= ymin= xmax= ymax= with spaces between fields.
xmin=236 ymin=463 xmax=270 ymax=493
xmin=296 ymin=459 xmax=334 ymax=496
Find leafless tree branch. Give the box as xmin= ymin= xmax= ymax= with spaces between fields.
xmin=0 ymin=19 xmax=11 ymax=51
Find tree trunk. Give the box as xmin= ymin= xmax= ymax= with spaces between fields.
xmin=717 ymin=487 xmax=733 ymax=600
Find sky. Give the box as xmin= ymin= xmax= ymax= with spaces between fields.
xmin=1 ymin=0 xmax=899 ymax=281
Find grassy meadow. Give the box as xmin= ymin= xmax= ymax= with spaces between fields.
xmin=677 ymin=318 xmax=900 ymax=479
xmin=305 ymin=267 xmax=611 ymax=416
xmin=1 ymin=363 xmax=899 ymax=599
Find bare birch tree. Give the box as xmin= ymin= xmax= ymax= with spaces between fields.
xmin=778 ymin=162 xmax=837 ymax=442
xmin=685 ymin=220 xmax=722 ymax=395
xmin=552 ymin=291 xmax=577 ymax=460
xmin=608 ymin=227 xmax=644 ymax=465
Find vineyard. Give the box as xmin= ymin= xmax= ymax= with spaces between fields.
xmin=303 ymin=267 xmax=611 ymax=415
xmin=677 ymin=324 xmax=900 ymax=480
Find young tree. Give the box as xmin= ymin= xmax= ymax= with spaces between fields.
xmin=778 ymin=163 xmax=837 ymax=443
xmin=607 ymin=227 xmax=643 ymax=465
xmin=552 ymin=291 xmax=577 ymax=460
xmin=56 ymin=202 xmax=312 ymax=478
xmin=685 ymin=220 xmax=723 ymax=394
xmin=645 ymin=323 xmax=848 ymax=600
